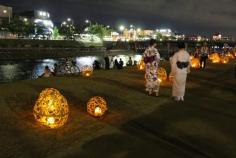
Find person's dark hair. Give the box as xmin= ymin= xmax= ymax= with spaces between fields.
xmin=178 ymin=42 xmax=185 ymax=49
xmin=149 ymin=39 xmax=157 ymax=46
xmin=45 ymin=66 xmax=49 ymax=69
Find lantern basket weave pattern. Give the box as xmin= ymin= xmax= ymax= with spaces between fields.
xmin=33 ymin=88 xmax=69 ymax=129
xmin=81 ymin=65 xmax=93 ymax=77
xmin=87 ymin=96 xmax=108 ymax=117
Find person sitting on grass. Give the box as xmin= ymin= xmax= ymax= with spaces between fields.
xmin=114 ymin=59 xmax=119 ymax=69
xmin=127 ymin=57 xmax=133 ymax=66
xmin=40 ymin=66 xmax=53 ymax=78
xmin=119 ymin=58 xmax=124 ymax=69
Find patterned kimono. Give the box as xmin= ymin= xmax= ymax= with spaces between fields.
xmin=171 ymin=50 xmax=191 ymax=99
xmin=143 ymin=47 xmax=160 ymax=94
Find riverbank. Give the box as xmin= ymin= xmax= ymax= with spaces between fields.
xmin=0 ymin=48 xmax=135 ymax=60
xmin=0 ymin=60 xmax=236 ymax=158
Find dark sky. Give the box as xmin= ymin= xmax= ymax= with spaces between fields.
xmin=1 ymin=0 xmax=236 ymax=38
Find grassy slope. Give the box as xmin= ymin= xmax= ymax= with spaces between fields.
xmin=0 ymin=61 xmax=236 ymax=158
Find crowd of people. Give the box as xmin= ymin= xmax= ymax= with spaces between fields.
xmin=39 ymin=40 xmax=236 ymax=102
xmin=104 ymin=49 xmax=137 ymax=70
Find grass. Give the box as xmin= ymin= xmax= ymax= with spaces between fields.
xmin=0 ymin=60 xmax=236 ymax=158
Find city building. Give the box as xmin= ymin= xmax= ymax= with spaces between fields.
xmin=0 ymin=4 xmax=12 ymax=25
xmin=156 ymin=29 xmax=174 ymax=37
xmin=213 ymin=33 xmax=222 ymax=41
xmin=18 ymin=10 xmax=54 ymax=37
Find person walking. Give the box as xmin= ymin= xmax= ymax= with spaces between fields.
xmin=143 ymin=39 xmax=160 ymax=96
xmin=171 ymin=42 xmax=191 ymax=102
xmin=200 ymin=43 xmax=209 ymax=69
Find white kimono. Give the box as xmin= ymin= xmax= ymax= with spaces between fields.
xmin=171 ymin=50 xmax=191 ymax=98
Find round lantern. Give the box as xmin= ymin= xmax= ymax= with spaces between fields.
xmin=87 ymin=96 xmax=108 ymax=117
xmin=33 ymin=88 xmax=69 ymax=129
xmin=157 ymin=67 xmax=167 ymax=83
xmin=191 ymin=58 xmax=201 ymax=69
xmin=190 ymin=55 xmax=194 ymax=60
xmin=137 ymin=60 xmax=145 ymax=70
xmin=208 ymin=54 xmax=214 ymax=60
xmin=220 ymin=56 xmax=229 ymax=64
xmin=81 ymin=65 xmax=93 ymax=77
xmin=211 ymin=53 xmax=221 ymax=63
xmin=226 ymin=53 xmax=235 ymax=59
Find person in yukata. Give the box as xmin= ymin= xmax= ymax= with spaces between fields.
xmin=171 ymin=42 xmax=191 ymax=102
xmin=143 ymin=39 xmax=160 ymax=96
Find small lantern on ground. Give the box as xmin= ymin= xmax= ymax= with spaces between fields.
xmin=211 ymin=53 xmax=221 ymax=63
xmin=81 ymin=65 xmax=93 ymax=77
xmin=33 ymin=88 xmax=69 ymax=129
xmin=157 ymin=67 xmax=167 ymax=83
xmin=220 ymin=56 xmax=229 ymax=64
xmin=87 ymin=96 xmax=108 ymax=117
xmin=191 ymin=58 xmax=201 ymax=69
xmin=226 ymin=53 xmax=235 ymax=59
xmin=138 ymin=60 xmax=145 ymax=70
xmin=190 ymin=55 xmax=194 ymax=60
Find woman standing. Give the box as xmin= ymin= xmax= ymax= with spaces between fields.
xmin=143 ymin=39 xmax=160 ymax=96
xmin=171 ymin=42 xmax=191 ymax=101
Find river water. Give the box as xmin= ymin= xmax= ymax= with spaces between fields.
xmin=0 ymin=53 xmax=144 ymax=83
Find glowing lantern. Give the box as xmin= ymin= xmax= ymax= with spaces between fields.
xmin=220 ymin=56 xmax=229 ymax=64
xmin=138 ymin=60 xmax=145 ymax=70
xmin=211 ymin=53 xmax=221 ymax=63
xmin=191 ymin=58 xmax=201 ymax=69
xmin=157 ymin=67 xmax=167 ymax=83
xmin=33 ymin=88 xmax=69 ymax=129
xmin=208 ymin=53 xmax=216 ymax=61
xmin=87 ymin=96 xmax=108 ymax=117
xmin=81 ymin=65 xmax=93 ymax=77
xmin=226 ymin=53 xmax=235 ymax=59
xmin=190 ymin=55 xmax=194 ymax=60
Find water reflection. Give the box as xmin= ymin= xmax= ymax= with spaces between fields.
xmin=0 ymin=54 xmax=143 ymax=83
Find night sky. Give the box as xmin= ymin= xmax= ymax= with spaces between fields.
xmin=1 ymin=0 xmax=236 ymax=38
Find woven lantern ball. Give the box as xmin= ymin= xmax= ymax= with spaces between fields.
xmin=33 ymin=88 xmax=69 ymax=129
xmin=81 ymin=65 xmax=93 ymax=77
xmin=191 ymin=58 xmax=201 ymax=69
xmin=157 ymin=67 xmax=167 ymax=83
xmin=226 ymin=53 xmax=235 ymax=59
xmin=220 ymin=56 xmax=229 ymax=64
xmin=211 ymin=53 xmax=221 ymax=63
xmin=190 ymin=55 xmax=194 ymax=60
xmin=87 ymin=96 xmax=108 ymax=117
xmin=137 ymin=60 xmax=145 ymax=70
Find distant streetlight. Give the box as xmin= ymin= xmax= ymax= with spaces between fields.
xmin=137 ymin=28 xmax=141 ymax=32
xmin=67 ymin=18 xmax=71 ymax=22
xmin=85 ymin=19 xmax=90 ymax=24
xmin=3 ymin=10 xmax=7 ymax=14
xmin=119 ymin=25 xmax=125 ymax=32
xmin=23 ymin=18 xmax=28 ymax=22
xmin=130 ymin=25 xmax=134 ymax=28
xmin=62 ymin=21 xmax=66 ymax=25
xmin=106 ymin=25 xmax=110 ymax=29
